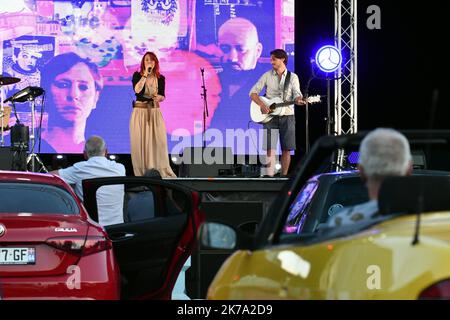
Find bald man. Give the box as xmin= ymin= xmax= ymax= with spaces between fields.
xmin=218 ymin=17 xmax=263 ymax=72
xmin=209 ymin=17 xmax=267 ymax=133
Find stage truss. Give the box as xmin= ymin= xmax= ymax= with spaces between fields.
xmin=334 ymin=0 xmax=357 ymax=169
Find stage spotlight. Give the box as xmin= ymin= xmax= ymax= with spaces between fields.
xmin=170 ymin=154 xmax=182 ymax=165
xmin=314 ymin=45 xmax=342 ymax=73
xmin=274 ymin=163 xmax=282 ymax=171
xmin=108 ymin=154 xmax=119 ymax=161
xmin=169 ymin=154 xmax=182 ymax=177
xmin=311 ymin=44 xmax=342 ymax=136
xmin=52 ymin=154 xmax=67 ymax=170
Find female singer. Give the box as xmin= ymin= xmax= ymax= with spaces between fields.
xmin=130 ymin=51 xmax=176 ymax=177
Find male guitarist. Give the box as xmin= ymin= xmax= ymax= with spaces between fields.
xmin=250 ymin=49 xmax=306 ymax=177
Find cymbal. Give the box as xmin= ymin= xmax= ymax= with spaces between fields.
xmin=0 ymin=76 xmax=21 ymax=86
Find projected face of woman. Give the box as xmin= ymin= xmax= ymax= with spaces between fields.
xmin=50 ymin=62 xmax=100 ymax=124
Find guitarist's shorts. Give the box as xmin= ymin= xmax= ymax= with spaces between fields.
xmin=262 ymin=115 xmax=296 ymax=151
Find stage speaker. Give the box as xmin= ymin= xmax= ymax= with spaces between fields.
xmin=179 ymin=147 xmax=234 ymax=177
xmin=10 ymin=124 xmax=29 ymax=151
xmin=0 ymin=147 xmax=12 ymax=170
xmin=185 ymin=201 xmax=263 ymax=298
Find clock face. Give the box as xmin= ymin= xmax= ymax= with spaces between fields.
xmin=315 ymin=45 xmax=341 ymax=72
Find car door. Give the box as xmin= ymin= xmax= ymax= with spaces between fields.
xmin=82 ymin=176 xmax=203 ymax=300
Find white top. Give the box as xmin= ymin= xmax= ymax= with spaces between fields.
xmin=58 ymin=156 xmax=126 ymax=226
xmin=249 ymin=69 xmax=303 ymax=116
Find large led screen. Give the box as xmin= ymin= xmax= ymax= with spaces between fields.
xmin=0 ymin=0 xmax=295 ymax=154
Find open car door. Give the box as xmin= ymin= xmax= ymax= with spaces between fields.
xmin=82 ymin=176 xmax=203 ymax=299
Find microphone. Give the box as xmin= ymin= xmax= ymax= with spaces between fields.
xmin=148 ymin=67 xmax=152 ymax=73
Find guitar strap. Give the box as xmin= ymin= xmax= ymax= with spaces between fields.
xmin=282 ymin=71 xmax=291 ymax=102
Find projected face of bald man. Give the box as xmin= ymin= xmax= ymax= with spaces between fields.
xmin=218 ymin=18 xmax=263 ymax=71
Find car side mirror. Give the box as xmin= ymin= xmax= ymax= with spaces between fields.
xmin=199 ymin=222 xmax=237 ymax=250
xmin=199 ymin=222 xmax=255 ymax=250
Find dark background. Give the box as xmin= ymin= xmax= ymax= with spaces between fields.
xmin=293 ymin=0 xmax=448 ymax=164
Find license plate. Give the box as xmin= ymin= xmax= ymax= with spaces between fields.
xmin=0 ymin=248 xmax=36 ymax=265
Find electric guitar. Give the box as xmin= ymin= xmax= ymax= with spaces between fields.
xmin=250 ymin=95 xmax=321 ymax=123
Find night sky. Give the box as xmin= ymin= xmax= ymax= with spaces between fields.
xmin=293 ymin=0 xmax=448 ymax=160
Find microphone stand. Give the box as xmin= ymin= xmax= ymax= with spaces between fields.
xmin=303 ymin=60 xmax=316 ymax=154
xmin=309 ymin=61 xmax=341 ymax=138
xmin=322 ymin=75 xmax=341 ymax=136
xmin=303 ymin=77 xmax=314 ymax=154
xmin=200 ymin=68 xmax=209 ymax=149
xmin=0 ymin=85 xmax=5 ymax=146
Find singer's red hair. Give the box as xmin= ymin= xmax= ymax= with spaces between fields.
xmin=139 ymin=51 xmax=161 ymax=78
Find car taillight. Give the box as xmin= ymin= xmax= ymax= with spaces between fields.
xmin=419 ymin=279 xmax=450 ymax=299
xmin=46 ymin=236 xmax=112 ymax=256
xmin=83 ymin=236 xmax=113 ymax=256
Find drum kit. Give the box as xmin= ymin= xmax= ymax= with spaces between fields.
xmin=0 ymin=75 xmax=46 ymax=172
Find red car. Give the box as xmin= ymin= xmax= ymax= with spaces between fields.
xmin=0 ymin=171 xmax=203 ymax=300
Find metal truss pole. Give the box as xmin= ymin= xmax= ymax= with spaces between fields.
xmin=334 ymin=0 xmax=358 ymax=170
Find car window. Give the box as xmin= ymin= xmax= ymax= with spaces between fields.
xmin=279 ymin=176 xmax=370 ymax=243
xmin=320 ymin=178 xmax=369 ymax=224
xmin=123 ymin=184 xmax=187 ymax=223
xmin=300 ymin=177 xmax=369 ymax=233
xmin=0 ymin=183 xmax=80 ymax=214
xmin=282 ymin=181 xmax=319 ymax=234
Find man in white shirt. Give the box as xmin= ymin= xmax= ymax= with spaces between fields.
xmin=51 ymin=135 xmax=126 ymax=226
xmin=250 ymin=49 xmax=306 ymax=177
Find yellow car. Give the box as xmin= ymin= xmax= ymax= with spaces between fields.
xmin=203 ymin=131 xmax=450 ymax=299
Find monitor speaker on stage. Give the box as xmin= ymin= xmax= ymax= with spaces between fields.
xmin=10 ymin=124 xmax=29 ymax=151
xmin=0 ymin=147 xmax=12 ymax=170
xmin=179 ymin=147 xmax=234 ymax=177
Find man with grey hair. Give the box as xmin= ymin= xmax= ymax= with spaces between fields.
xmin=51 ymin=135 xmax=126 ymax=226
xmin=329 ymin=128 xmax=413 ymax=227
